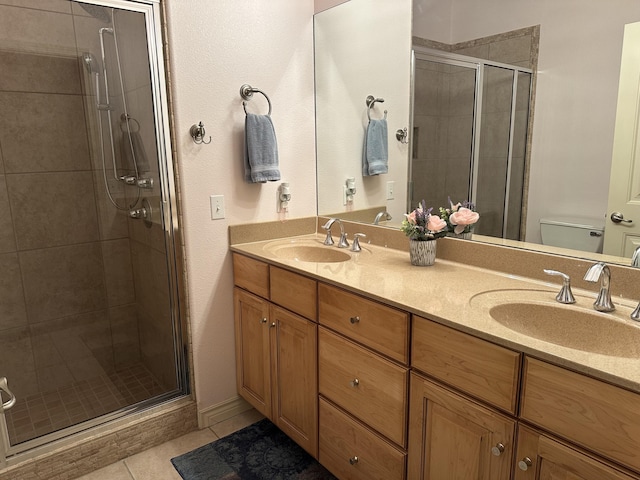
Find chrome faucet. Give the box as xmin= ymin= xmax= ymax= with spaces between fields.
xmin=322 ymin=218 xmax=349 ymax=248
xmin=373 ymin=211 xmax=392 ymax=225
xmin=632 ymin=246 xmax=640 ymax=268
xmin=543 ymin=269 xmax=576 ymax=304
xmin=583 ymin=262 xmax=615 ymax=312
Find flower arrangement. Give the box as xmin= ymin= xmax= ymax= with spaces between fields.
xmin=439 ymin=197 xmax=480 ymax=234
xmin=401 ymin=200 xmax=448 ymax=241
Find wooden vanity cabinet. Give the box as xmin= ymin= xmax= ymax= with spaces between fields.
xmin=233 ymin=251 xmax=640 ymax=479
xmin=408 ymin=372 xmax=515 ymax=480
xmin=318 ymin=283 xmax=410 ymax=480
xmin=233 ymin=255 xmax=318 ymax=457
xmin=514 ymin=425 xmax=640 ymax=480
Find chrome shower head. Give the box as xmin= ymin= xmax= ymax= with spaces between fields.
xmin=82 ymin=52 xmax=100 ymax=74
xmin=77 ymin=3 xmax=112 ymax=24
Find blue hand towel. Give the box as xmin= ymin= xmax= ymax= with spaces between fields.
xmin=244 ymin=113 xmax=281 ymax=183
xmin=362 ymin=118 xmax=388 ymax=176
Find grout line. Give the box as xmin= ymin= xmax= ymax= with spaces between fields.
xmin=123 ymin=460 xmax=137 ymax=480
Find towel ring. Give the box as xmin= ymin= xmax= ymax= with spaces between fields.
xmin=119 ymin=113 xmax=140 ymax=133
xmin=240 ymin=84 xmax=272 ymax=116
xmin=366 ymin=95 xmax=387 ymax=121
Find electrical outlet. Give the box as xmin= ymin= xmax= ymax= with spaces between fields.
xmin=210 ymin=195 xmax=225 ymax=219
xmin=386 ymin=181 xmax=395 ymax=200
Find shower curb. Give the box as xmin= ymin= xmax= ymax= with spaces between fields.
xmin=0 ymin=397 xmax=197 ymax=480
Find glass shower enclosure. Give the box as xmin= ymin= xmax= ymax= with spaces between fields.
xmin=410 ymin=48 xmax=533 ymax=240
xmin=0 ymin=0 xmax=187 ymax=464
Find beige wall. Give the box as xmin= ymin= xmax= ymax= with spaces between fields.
xmin=164 ymin=0 xmax=317 ymax=413
xmin=315 ymin=0 xmax=349 ymax=14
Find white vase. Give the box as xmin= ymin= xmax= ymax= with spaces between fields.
xmin=409 ymin=239 xmax=437 ymax=266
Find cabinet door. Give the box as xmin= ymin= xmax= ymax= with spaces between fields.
xmin=408 ymin=372 xmax=515 ymax=480
xmin=234 ymin=288 xmax=271 ymax=418
xmin=270 ymin=305 xmax=318 ymax=458
xmin=514 ymin=425 xmax=640 ymax=480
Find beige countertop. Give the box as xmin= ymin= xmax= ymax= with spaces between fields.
xmin=231 ymin=234 xmax=640 ymax=395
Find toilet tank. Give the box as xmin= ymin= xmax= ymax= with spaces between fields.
xmin=539 ymin=216 xmax=605 ymax=253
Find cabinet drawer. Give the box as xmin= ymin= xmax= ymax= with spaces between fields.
xmin=522 ymin=357 xmax=640 ymax=474
xmin=318 ymin=283 xmax=409 ymax=363
xmin=319 ymin=327 xmax=408 ymax=446
xmin=319 ymin=398 xmax=406 ymax=480
xmin=232 ymin=253 xmax=269 ymax=298
xmin=270 ymin=266 xmax=317 ymax=321
xmin=412 ymin=316 xmax=520 ymax=413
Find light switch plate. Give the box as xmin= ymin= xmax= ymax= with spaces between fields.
xmin=386 ymin=181 xmax=395 ymax=200
xmin=210 ymin=195 xmax=225 ymax=219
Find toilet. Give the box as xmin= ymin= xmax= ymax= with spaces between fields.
xmin=539 ymin=216 xmax=605 ymax=253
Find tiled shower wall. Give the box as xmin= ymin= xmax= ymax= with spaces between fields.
xmin=412 ymin=27 xmax=537 ymax=238
xmin=0 ymin=1 xmax=176 ymax=407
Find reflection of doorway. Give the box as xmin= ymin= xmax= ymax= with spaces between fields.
xmin=604 ymin=22 xmax=640 ymax=258
xmin=410 ymin=48 xmax=532 ymax=240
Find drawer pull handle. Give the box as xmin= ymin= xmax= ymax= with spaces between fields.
xmin=260 ymin=317 xmax=268 ymax=324
xmin=350 ymin=316 xmax=360 ymax=324
xmin=518 ymin=457 xmax=533 ymax=471
xmin=349 ymin=456 xmax=359 ymax=465
xmin=350 ymin=378 xmax=360 ymax=387
xmin=491 ymin=443 xmax=505 ymax=456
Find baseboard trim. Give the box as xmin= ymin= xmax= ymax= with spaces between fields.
xmin=198 ymin=396 xmax=253 ymax=428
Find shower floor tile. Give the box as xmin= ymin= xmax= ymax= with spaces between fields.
xmin=5 ymin=363 xmax=165 ymax=446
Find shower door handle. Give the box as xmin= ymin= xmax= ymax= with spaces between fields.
xmin=0 ymin=378 xmax=16 ymax=411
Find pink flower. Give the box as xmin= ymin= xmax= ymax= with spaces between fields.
xmin=427 ymin=214 xmax=447 ymax=233
xmin=405 ymin=211 xmax=417 ymax=225
xmin=449 ymin=207 xmax=479 ymax=234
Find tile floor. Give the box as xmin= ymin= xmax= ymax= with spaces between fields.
xmin=74 ymin=408 xmax=265 ymax=480
xmin=6 ymin=364 xmax=166 ymax=445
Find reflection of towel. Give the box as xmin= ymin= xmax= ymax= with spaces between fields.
xmin=120 ymin=129 xmax=150 ymax=173
xmin=244 ymin=113 xmax=280 ymax=183
xmin=362 ymin=118 xmax=388 ymax=176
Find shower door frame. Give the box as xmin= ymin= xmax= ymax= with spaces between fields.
xmin=409 ymin=46 xmax=533 ymax=239
xmin=0 ymin=0 xmax=189 ymax=467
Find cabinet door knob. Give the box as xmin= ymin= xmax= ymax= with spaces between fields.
xmin=518 ymin=457 xmax=533 ymax=471
xmin=350 ymin=316 xmax=360 ymax=324
xmin=349 ymin=456 xmax=359 ymax=465
xmin=260 ymin=317 xmax=267 ymax=324
xmin=270 ymin=322 xmax=276 ymax=328
xmin=491 ymin=443 xmax=505 ymax=456
xmin=350 ymin=378 xmax=360 ymax=387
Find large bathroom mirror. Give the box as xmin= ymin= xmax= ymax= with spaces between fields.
xmin=315 ymin=0 xmax=640 ymax=266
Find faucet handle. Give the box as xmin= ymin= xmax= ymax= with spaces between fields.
xmin=543 ymin=269 xmax=576 ymax=304
xmin=351 ymin=233 xmax=366 ymax=252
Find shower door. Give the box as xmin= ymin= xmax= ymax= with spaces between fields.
xmin=410 ymin=50 xmax=532 ymax=240
xmin=0 ymin=0 xmax=187 ymax=463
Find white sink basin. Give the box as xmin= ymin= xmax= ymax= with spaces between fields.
xmin=470 ymin=289 xmax=640 ymax=357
